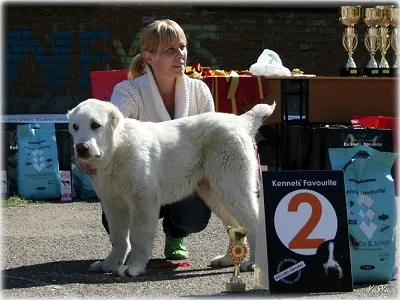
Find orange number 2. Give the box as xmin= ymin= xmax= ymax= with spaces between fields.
xmin=288 ymin=192 xmax=325 ymax=249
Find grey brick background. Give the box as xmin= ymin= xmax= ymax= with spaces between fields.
xmin=4 ymin=3 xmax=396 ymax=114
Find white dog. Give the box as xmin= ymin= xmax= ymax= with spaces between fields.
xmin=67 ymin=98 xmax=276 ymax=277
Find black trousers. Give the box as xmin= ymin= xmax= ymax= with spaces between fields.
xmin=101 ymin=191 xmax=211 ymax=238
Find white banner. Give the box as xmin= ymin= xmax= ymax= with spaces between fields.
xmin=1 ymin=114 xmax=69 ymax=123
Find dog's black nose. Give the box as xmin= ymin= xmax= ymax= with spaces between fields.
xmin=75 ymin=143 xmax=89 ymax=156
xmin=327 ymin=266 xmax=343 ymax=280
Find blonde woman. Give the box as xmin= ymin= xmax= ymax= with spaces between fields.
xmin=105 ymin=19 xmax=215 ymax=261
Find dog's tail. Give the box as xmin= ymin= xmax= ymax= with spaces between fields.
xmin=241 ymin=101 xmax=276 ymax=136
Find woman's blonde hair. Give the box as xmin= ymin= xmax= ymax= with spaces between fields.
xmin=127 ymin=54 xmax=146 ymax=80
xmin=128 ymin=19 xmax=187 ymax=80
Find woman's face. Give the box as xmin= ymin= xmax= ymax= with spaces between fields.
xmin=144 ymin=40 xmax=187 ymax=78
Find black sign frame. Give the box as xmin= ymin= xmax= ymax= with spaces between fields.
xmin=262 ymin=170 xmax=353 ymax=293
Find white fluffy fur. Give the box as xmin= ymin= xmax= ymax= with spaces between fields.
xmin=67 ymin=98 xmax=276 ymax=277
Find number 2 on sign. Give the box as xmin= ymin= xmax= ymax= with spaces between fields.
xmin=274 ymin=189 xmax=338 ymax=255
xmin=288 ymin=193 xmax=325 ymax=249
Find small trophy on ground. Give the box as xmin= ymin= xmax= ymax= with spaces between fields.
xmin=390 ymin=7 xmax=399 ymax=72
xmin=363 ymin=7 xmax=381 ymax=76
xmin=377 ymin=5 xmax=393 ymax=76
xmin=340 ymin=6 xmax=362 ymax=76
xmin=226 ymin=226 xmax=248 ymax=293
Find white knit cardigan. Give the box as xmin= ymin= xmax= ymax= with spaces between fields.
xmin=110 ymin=64 xmax=215 ymax=121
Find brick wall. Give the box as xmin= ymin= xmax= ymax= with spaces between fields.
xmin=5 ymin=4 xmax=396 ymax=114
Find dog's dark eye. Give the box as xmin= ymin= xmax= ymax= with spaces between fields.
xmin=72 ymin=124 xmax=79 ymax=131
xmin=91 ymin=122 xmax=101 ymax=130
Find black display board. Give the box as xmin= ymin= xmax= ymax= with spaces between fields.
xmin=262 ymin=170 xmax=353 ymax=293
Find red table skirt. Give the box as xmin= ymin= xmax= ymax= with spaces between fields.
xmin=90 ymin=70 xmax=269 ymax=114
xmin=203 ymin=75 xmax=268 ymax=114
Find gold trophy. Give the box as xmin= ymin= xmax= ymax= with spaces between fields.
xmin=376 ymin=5 xmax=393 ymax=74
xmin=363 ymin=8 xmax=381 ymax=75
xmin=390 ymin=7 xmax=399 ymax=68
xmin=226 ymin=226 xmax=248 ymax=293
xmin=340 ymin=6 xmax=361 ymax=76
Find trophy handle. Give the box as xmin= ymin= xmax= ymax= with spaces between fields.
xmin=378 ymin=27 xmax=391 ymax=54
xmin=364 ymin=27 xmax=378 ymax=55
xmin=342 ymin=27 xmax=359 ymax=68
xmin=391 ymin=28 xmax=399 ymax=67
xmin=391 ymin=28 xmax=398 ymax=54
xmin=342 ymin=27 xmax=358 ymax=54
xmin=378 ymin=27 xmax=391 ymax=68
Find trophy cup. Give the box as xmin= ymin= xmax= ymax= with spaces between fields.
xmin=390 ymin=7 xmax=399 ymax=72
xmin=226 ymin=226 xmax=248 ymax=293
xmin=340 ymin=6 xmax=361 ymax=76
xmin=376 ymin=5 xmax=393 ymax=76
xmin=363 ymin=8 xmax=381 ymax=76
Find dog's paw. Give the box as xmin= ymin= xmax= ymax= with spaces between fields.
xmin=89 ymin=260 xmax=121 ymax=273
xmin=240 ymin=260 xmax=255 ymax=272
xmin=114 ymin=264 xmax=145 ymax=277
xmin=210 ymin=254 xmax=234 ymax=268
xmin=89 ymin=261 xmax=104 ymax=273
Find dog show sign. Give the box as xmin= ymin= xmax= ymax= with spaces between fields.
xmin=262 ymin=170 xmax=353 ymax=293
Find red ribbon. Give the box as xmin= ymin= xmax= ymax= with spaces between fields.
xmin=151 ymin=261 xmax=192 ymax=269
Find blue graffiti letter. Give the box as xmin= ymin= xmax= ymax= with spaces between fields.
xmin=79 ymin=31 xmax=109 ymax=86
xmin=7 ymin=29 xmax=72 ymax=87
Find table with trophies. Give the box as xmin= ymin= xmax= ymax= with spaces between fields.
xmin=306 ymin=5 xmax=398 ymax=123
xmin=205 ymin=2 xmax=399 ymax=125
xmin=340 ymin=5 xmax=398 ymax=76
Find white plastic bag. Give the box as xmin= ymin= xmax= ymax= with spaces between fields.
xmin=249 ymin=49 xmax=291 ymax=76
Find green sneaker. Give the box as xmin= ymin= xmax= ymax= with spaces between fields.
xmin=164 ymin=235 xmax=189 ymax=260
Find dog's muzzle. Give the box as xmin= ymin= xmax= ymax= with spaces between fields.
xmin=326 ymin=265 xmax=343 ymax=280
xmin=75 ymin=143 xmax=90 ymax=158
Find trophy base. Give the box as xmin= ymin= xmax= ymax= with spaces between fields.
xmin=226 ymin=282 xmax=246 ymax=293
xmin=363 ymin=68 xmax=380 ymax=77
xmin=340 ymin=68 xmax=361 ymax=77
xmin=379 ymin=68 xmax=395 ymax=77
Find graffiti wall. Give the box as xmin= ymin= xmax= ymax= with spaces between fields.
xmin=5 ymin=4 xmax=392 ymax=114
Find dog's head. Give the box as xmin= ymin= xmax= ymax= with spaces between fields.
xmin=316 ymin=240 xmax=344 ymax=282
xmin=67 ymin=98 xmax=123 ymax=168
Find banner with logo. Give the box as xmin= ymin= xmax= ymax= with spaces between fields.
xmin=262 ymin=170 xmax=353 ymax=293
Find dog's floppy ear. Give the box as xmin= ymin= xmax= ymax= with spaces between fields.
xmin=66 ymin=108 xmax=75 ymax=120
xmin=109 ymin=106 xmax=122 ymax=129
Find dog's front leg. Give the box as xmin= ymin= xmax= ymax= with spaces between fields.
xmin=89 ymin=201 xmax=130 ymax=274
xmin=115 ymin=193 xmax=160 ymax=277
